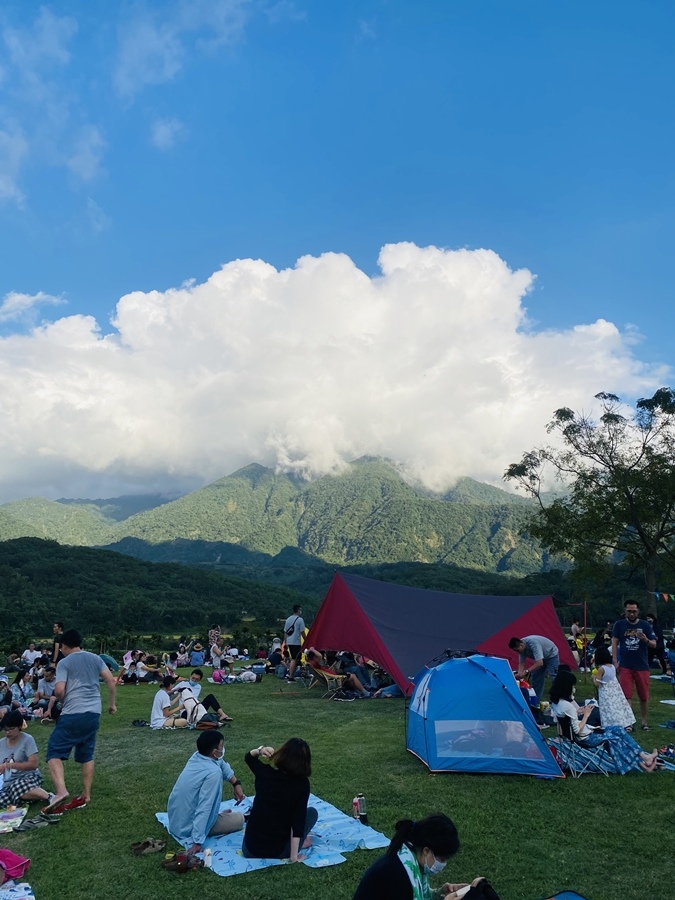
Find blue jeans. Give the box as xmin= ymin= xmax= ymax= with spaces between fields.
xmin=530 ymin=655 xmax=559 ymax=703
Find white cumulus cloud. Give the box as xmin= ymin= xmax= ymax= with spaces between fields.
xmin=0 ymin=290 xmax=65 ymax=324
xmin=150 ymin=117 xmax=185 ymax=151
xmin=0 ymin=243 xmax=669 ymax=502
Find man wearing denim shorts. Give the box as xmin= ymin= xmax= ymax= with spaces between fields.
xmin=44 ymin=629 xmax=116 ymax=814
xmin=612 ymin=600 xmax=656 ymax=731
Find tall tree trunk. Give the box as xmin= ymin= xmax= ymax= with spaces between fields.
xmin=645 ymin=554 xmax=657 ymax=615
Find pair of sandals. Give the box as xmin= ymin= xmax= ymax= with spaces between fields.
xmin=130 ymin=838 xmax=166 ymax=855
xmin=13 ymin=813 xmax=60 ymax=832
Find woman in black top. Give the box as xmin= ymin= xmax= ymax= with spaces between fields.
xmin=242 ymin=738 xmax=317 ymax=862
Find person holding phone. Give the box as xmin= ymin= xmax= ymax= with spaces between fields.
xmin=352 ymin=813 xmax=489 ymax=900
xmin=550 ymin=670 xmax=659 ymax=773
xmin=611 ymin=600 xmax=656 ymax=730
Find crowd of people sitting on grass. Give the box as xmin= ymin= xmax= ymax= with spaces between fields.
xmin=2 ymin=605 xmax=673 ymax=900
xmin=0 ymin=624 xmax=66 ymax=725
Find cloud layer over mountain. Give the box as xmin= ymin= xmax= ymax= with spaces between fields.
xmin=0 ymin=243 xmax=668 ymax=502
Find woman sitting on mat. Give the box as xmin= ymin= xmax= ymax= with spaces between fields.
xmin=550 ymin=670 xmax=659 ymax=773
xmin=0 ymin=710 xmax=53 ymax=807
xmin=353 ymin=813 xmax=489 ymax=900
xmin=242 ymin=739 xmax=317 ymax=862
xmin=592 ymin=646 xmax=636 ymax=730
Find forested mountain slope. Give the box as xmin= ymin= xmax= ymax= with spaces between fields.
xmin=0 ymin=459 xmax=552 ymax=575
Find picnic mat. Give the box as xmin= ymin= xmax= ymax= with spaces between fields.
xmin=541 ymin=893 xmax=589 ymax=900
xmin=156 ymin=792 xmax=389 ymax=875
xmin=0 ymin=808 xmax=28 ymax=834
xmin=0 ymin=884 xmax=35 ymax=900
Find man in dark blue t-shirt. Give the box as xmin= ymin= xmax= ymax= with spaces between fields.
xmin=611 ymin=600 xmax=656 ymax=730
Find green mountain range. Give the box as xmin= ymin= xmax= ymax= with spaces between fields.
xmin=0 ymin=458 xmax=552 ymax=576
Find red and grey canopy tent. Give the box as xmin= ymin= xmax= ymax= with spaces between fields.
xmin=304 ymin=572 xmax=575 ymax=695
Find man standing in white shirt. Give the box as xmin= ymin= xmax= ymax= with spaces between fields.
xmin=284 ymin=605 xmax=305 ymax=682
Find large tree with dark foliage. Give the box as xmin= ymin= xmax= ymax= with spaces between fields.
xmin=504 ymin=389 xmax=675 ymax=610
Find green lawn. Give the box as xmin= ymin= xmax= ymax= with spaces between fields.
xmin=6 ymin=672 xmax=675 ymax=900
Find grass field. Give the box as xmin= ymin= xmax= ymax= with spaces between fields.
xmin=5 ymin=671 xmax=675 ymax=900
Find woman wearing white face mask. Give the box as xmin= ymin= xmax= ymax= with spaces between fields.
xmin=352 ymin=813 xmax=488 ymax=900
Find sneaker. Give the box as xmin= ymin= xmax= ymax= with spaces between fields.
xmin=41 ymin=795 xmax=69 ymax=815
xmin=44 ymin=803 xmax=67 ymax=816
xmin=62 ymin=796 xmax=88 ymax=811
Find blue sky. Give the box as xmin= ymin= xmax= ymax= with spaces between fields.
xmin=0 ymin=1 xmax=673 ymax=501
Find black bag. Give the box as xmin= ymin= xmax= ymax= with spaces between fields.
xmin=196 ymin=713 xmax=220 ymax=730
xmin=285 ymin=616 xmax=300 ymax=637
xmin=465 ymin=879 xmax=501 ymax=900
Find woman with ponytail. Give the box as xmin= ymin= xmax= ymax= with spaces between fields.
xmin=353 ymin=813 xmax=487 ymax=900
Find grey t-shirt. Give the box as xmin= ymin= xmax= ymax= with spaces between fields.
xmin=0 ymin=733 xmax=39 ymax=783
xmin=284 ymin=614 xmax=305 ymax=645
xmin=521 ymin=635 xmax=559 ymax=664
xmin=56 ymin=651 xmax=105 ymax=715
xmin=37 ymin=678 xmax=56 ymax=698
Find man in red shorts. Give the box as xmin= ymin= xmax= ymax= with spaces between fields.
xmin=611 ymin=600 xmax=656 ymax=731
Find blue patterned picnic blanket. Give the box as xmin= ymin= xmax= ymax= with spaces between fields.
xmin=156 ymin=792 xmax=389 ymax=875
xmin=0 ymin=884 xmax=36 ymax=900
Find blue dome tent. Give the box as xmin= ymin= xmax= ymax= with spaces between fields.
xmin=407 ymin=655 xmax=563 ymax=777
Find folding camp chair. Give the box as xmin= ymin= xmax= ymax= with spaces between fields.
xmin=307 ymin=665 xmax=346 ymax=699
xmin=294 ymin=663 xmax=315 ymax=689
xmin=553 ymin=716 xmax=612 ymax=777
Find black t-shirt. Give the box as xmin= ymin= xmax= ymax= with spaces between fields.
xmin=244 ymin=752 xmax=309 ymax=858
xmin=52 ymin=635 xmax=64 ymax=664
xmin=352 ymin=852 xmax=412 ymax=900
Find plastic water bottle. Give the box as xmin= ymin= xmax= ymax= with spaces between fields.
xmin=357 ymin=792 xmax=368 ymax=826
xmin=352 ymin=795 xmax=360 ymax=818
xmin=203 ymin=848 xmax=213 ymax=869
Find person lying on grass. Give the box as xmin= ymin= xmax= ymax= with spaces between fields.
xmin=242 ymin=739 xmax=317 ymax=863
xmin=352 ymin=813 xmax=491 ymax=900
xmin=550 ymin=670 xmax=660 ymax=773
xmin=167 ymin=730 xmax=245 ymax=856
xmin=0 ymin=710 xmax=53 ymax=807
xmin=305 ymin=649 xmax=371 ymax=697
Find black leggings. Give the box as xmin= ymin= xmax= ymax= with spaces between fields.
xmin=201 ymin=694 xmax=223 ymax=713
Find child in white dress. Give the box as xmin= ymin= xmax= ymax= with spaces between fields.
xmin=593 ymin=646 xmax=636 ymax=730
